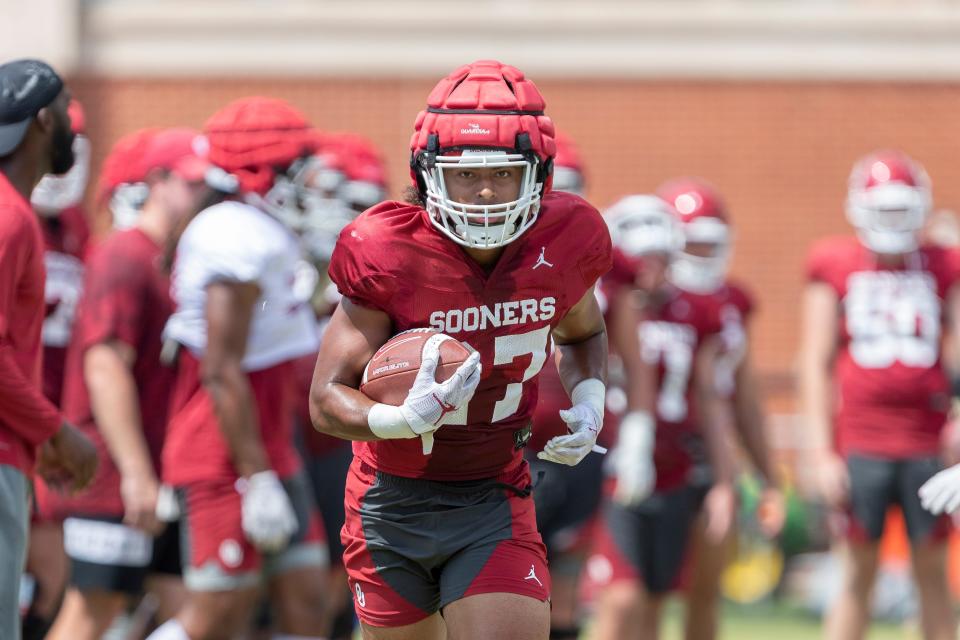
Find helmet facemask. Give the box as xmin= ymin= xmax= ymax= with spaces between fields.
xmin=109 ymin=182 xmax=150 ymax=230
xmin=669 ymin=217 xmax=730 ymax=294
xmin=420 ymin=148 xmax=543 ymax=249
xmin=846 ymin=182 xmax=930 ymax=255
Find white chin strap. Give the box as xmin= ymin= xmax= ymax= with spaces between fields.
xmin=422 ymin=149 xmax=542 ymax=249
xmin=31 ymin=135 xmax=91 ymax=215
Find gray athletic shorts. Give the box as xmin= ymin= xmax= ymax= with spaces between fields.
xmin=1 ymin=466 xmax=29 ymax=640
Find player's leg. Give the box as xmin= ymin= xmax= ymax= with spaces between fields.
xmin=265 ymin=472 xmax=331 ymax=637
xmin=683 ymin=507 xmax=738 ymax=640
xmin=526 ymin=453 xmax=604 ymax=638
xmin=146 ymin=482 xmax=268 ymax=640
xmin=359 ymin=614 xmax=446 ymax=640
xmin=823 ymin=454 xmax=892 ymax=640
xmin=145 ymin=521 xmax=188 ymax=624
xmin=20 ymin=518 xmax=68 ymax=640
xmin=304 ymin=444 xmax=355 ymax=639
xmin=900 ymin=456 xmax=955 ymax=640
xmin=45 ymin=515 xmax=158 ymax=640
xmin=442 ymin=592 xmax=549 ymax=640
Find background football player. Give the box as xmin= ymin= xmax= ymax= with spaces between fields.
xmin=310 ymin=60 xmax=612 ymax=640
xmin=147 ymin=97 xmax=330 ymax=640
xmin=588 ymin=194 xmax=735 ymax=640
xmin=800 ymin=150 xmax=958 ymax=640
xmin=43 ymin=127 xmax=208 ymax=640
xmin=656 ymin=177 xmax=784 ymax=640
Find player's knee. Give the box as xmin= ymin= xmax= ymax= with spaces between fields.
xmin=179 ymin=592 xmax=254 ymax=640
xmin=599 ymin=582 xmax=646 ymax=618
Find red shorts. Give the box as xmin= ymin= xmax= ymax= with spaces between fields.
xmin=342 ymin=458 xmax=550 ymax=628
xmin=177 ymin=471 xmax=327 ymax=591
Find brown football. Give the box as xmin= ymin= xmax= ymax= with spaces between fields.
xmin=360 ymin=329 xmax=473 ymax=405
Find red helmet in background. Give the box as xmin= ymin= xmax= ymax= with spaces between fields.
xmin=552 ymin=131 xmax=585 ymax=196
xmin=97 ymin=127 xmax=207 ymax=229
xmin=410 ymin=60 xmax=556 ymax=249
xmin=297 ymin=131 xmax=390 ymax=263
xmin=846 ymin=149 xmax=931 ymax=255
xmin=656 ymin=177 xmax=732 ymax=294
xmin=31 ymin=98 xmax=92 ymax=215
xmin=327 ymin=132 xmax=388 ymax=211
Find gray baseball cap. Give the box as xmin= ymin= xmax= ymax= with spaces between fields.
xmin=0 ymin=59 xmax=64 ymax=156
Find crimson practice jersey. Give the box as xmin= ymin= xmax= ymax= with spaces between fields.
xmin=806 ymin=236 xmax=960 ymax=458
xmin=329 ymin=192 xmax=612 ymax=480
xmin=710 ymin=279 xmax=754 ymax=399
xmin=40 ymin=206 xmax=89 ymax=406
xmin=39 ymin=229 xmax=175 ymax=517
xmin=635 ymin=286 xmax=724 ymax=491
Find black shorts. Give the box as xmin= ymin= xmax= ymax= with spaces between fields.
xmin=598 ymin=484 xmax=701 ymax=594
xmin=526 ymin=451 xmax=604 ymax=555
xmin=64 ymin=516 xmax=180 ymax=594
xmin=845 ymin=454 xmax=951 ymax=544
xmin=341 ymin=459 xmax=549 ymax=628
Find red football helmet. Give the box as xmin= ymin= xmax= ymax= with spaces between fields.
xmin=31 ymin=98 xmax=91 ymax=215
xmin=846 ymin=150 xmax=931 ymax=254
xmin=328 ymin=132 xmax=388 ymax=211
xmin=656 ymin=177 xmax=731 ymax=294
xmin=410 ymin=60 xmax=556 ymax=249
xmin=605 ymin=194 xmax=684 ymax=260
xmin=203 ymin=97 xmax=318 ymax=232
xmin=552 ymin=131 xmax=585 ymax=196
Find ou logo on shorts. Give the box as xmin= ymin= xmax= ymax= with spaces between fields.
xmin=219 ymin=539 xmax=244 ymax=569
xmin=354 ymin=582 xmax=367 ymax=608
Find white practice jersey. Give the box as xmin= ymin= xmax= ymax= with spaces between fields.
xmin=164 ymin=201 xmax=319 ymax=371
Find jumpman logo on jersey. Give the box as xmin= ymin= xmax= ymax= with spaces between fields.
xmin=533 ymin=246 xmax=553 ymax=270
xmin=432 ymin=393 xmax=457 ymax=424
xmin=524 ymin=564 xmax=543 ymax=587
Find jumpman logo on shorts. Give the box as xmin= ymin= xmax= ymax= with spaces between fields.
xmin=533 ymin=247 xmax=553 ymax=270
xmin=524 ymin=564 xmax=543 ymax=587
xmin=432 ymin=393 xmax=457 ymax=424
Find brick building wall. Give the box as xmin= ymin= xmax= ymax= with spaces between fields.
xmin=70 ymin=76 xmax=960 ymax=406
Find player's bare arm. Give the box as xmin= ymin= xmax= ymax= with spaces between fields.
xmin=552 ymin=285 xmax=608 ymax=392
xmin=799 ymin=280 xmax=846 ymax=506
xmin=203 ymin=280 xmax=269 ymax=477
xmin=308 ymin=297 xmax=393 ymax=441
xmin=85 ymin=339 xmax=161 ymax=533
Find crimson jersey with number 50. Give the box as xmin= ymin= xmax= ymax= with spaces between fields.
xmin=329 ymin=191 xmax=612 ymax=480
xmin=806 ymin=236 xmax=960 ymax=457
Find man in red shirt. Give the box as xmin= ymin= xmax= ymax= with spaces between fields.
xmin=801 ymin=151 xmax=958 ymax=640
xmin=42 ymin=128 xmax=209 ymax=640
xmin=0 ymin=58 xmax=97 ymax=640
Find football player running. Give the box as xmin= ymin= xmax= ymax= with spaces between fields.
xmin=310 ymin=60 xmax=612 ymax=640
xmin=800 ymin=151 xmax=957 ymax=640
xmin=588 ymin=194 xmax=735 ymax=640
xmin=656 ymin=178 xmax=783 ymax=640
xmin=146 ymin=98 xmax=330 ymax=640
xmin=41 ymin=128 xmax=208 ymax=640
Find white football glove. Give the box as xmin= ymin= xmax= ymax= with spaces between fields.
xmin=919 ymin=463 xmax=960 ymax=515
xmin=537 ymin=379 xmax=605 ymax=467
xmin=238 ymin=471 xmax=298 ymax=553
xmin=399 ymin=335 xmax=481 ymax=454
xmin=611 ymin=411 xmax=657 ymax=507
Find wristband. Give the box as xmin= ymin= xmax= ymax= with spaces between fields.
xmin=367 ymin=403 xmax=416 ymax=440
xmin=571 ymin=378 xmax=606 ymax=426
